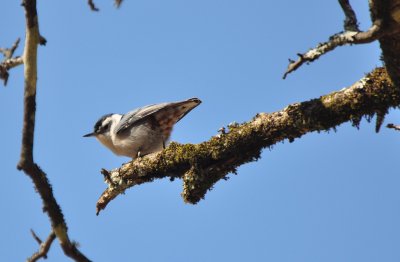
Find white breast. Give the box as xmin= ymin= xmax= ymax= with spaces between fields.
xmin=110 ymin=116 xmax=164 ymax=158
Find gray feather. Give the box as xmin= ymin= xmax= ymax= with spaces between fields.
xmin=115 ymin=98 xmax=201 ymax=135
xmin=115 ymin=103 xmax=167 ymax=134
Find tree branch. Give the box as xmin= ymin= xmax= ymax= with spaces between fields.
xmin=87 ymin=0 xmax=123 ymax=11
xmin=17 ymin=0 xmax=91 ymax=261
xmin=375 ymin=0 xmax=400 ymax=87
xmin=338 ymin=0 xmax=360 ymax=31
xmin=0 ymin=56 xmax=23 ymax=86
xmin=0 ymin=38 xmax=23 ymax=86
xmin=115 ymin=0 xmax=123 ymax=8
xmin=27 ymin=230 xmax=56 ymax=262
xmin=387 ymin=123 xmax=400 ymax=131
xmin=283 ymin=19 xmax=386 ymax=79
xmin=0 ymin=38 xmax=21 ymax=60
xmin=87 ymin=0 xmax=99 ymax=11
xmin=284 ymin=0 xmax=400 ymax=80
xmin=96 ymin=67 xmax=399 ymax=215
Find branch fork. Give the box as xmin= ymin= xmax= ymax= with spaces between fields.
xmin=283 ymin=0 xmax=400 ymax=79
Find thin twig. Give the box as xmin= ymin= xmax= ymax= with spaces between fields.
xmin=88 ymin=0 xmax=99 ymax=11
xmin=338 ymin=0 xmax=360 ymax=31
xmin=0 ymin=38 xmax=21 ymax=60
xmin=387 ymin=123 xmax=400 ymax=131
xmin=27 ymin=230 xmax=56 ymax=262
xmin=0 ymin=38 xmax=23 ymax=86
xmin=0 ymin=56 xmax=24 ymax=85
xmin=30 ymin=229 xmax=43 ymax=245
xmin=101 ymin=168 xmax=120 ymax=186
xmin=39 ymin=35 xmax=47 ymax=46
xmin=87 ymin=0 xmax=123 ymax=11
xmin=283 ymin=19 xmax=385 ymax=79
xmin=115 ymin=0 xmax=123 ymax=8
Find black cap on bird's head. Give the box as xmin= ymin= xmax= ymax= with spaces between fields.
xmin=83 ymin=113 xmax=114 ymax=137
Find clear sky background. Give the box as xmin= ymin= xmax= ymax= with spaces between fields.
xmin=1 ymin=1 xmax=400 ymax=261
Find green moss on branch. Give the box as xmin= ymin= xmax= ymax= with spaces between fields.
xmin=96 ymin=67 xmax=399 ymax=215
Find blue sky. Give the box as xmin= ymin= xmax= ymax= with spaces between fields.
xmin=1 ymin=1 xmax=400 ymax=261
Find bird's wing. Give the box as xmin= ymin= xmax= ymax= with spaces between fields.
xmin=115 ymin=98 xmax=201 ymax=135
xmin=114 ymin=103 xmax=169 ymax=134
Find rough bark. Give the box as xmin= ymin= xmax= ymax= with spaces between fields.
xmin=97 ymin=67 xmax=399 ymax=214
xmin=17 ymin=0 xmax=91 ymax=261
xmin=377 ymin=0 xmax=400 ymax=87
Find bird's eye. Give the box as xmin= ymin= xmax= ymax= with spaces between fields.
xmin=103 ymin=123 xmax=110 ymax=130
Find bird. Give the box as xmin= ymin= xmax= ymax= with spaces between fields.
xmin=83 ymin=98 xmax=201 ymax=158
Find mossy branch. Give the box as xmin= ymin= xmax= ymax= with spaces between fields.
xmin=96 ymin=67 xmax=399 ymax=215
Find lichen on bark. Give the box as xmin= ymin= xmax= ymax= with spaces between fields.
xmin=97 ymin=67 xmax=399 ymax=215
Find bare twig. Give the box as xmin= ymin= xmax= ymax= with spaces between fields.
xmin=17 ymin=0 xmax=91 ymax=261
xmin=96 ymin=67 xmax=399 ymax=215
xmin=28 ymin=230 xmax=56 ymax=262
xmin=101 ymin=168 xmax=115 ymax=185
xmin=39 ymin=35 xmax=47 ymax=46
xmin=0 ymin=38 xmax=23 ymax=86
xmin=283 ymin=19 xmax=385 ymax=79
xmin=387 ymin=123 xmax=400 ymax=131
xmin=115 ymin=0 xmax=123 ymax=8
xmin=88 ymin=0 xmax=99 ymax=11
xmin=338 ymin=0 xmax=360 ymax=31
xmin=87 ymin=0 xmax=123 ymax=11
xmin=0 ymin=56 xmax=23 ymax=85
xmin=0 ymin=38 xmax=21 ymax=60
xmin=30 ymin=229 xmax=43 ymax=245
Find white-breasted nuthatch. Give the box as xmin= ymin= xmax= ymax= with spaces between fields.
xmin=83 ymin=98 xmax=201 ymax=158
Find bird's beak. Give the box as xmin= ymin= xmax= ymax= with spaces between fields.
xmin=83 ymin=132 xmax=95 ymax=137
